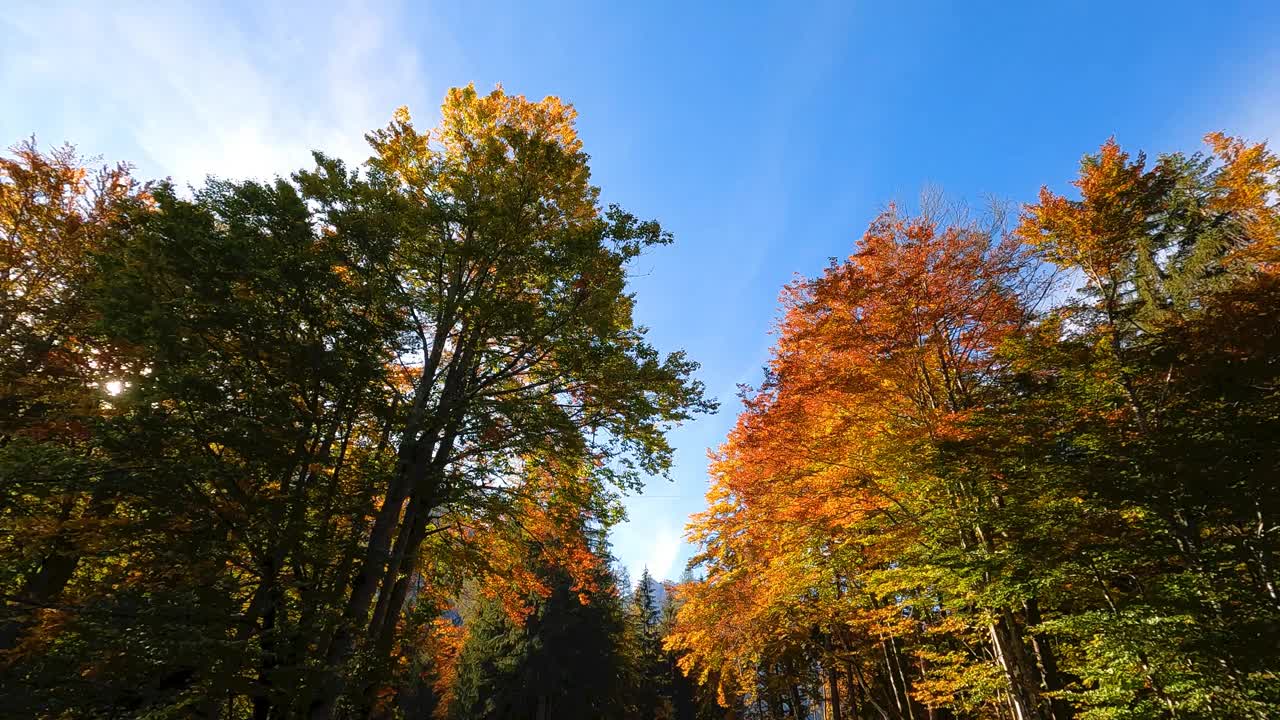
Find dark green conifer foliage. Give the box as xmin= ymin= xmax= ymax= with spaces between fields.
xmin=449 ymin=562 xmax=636 ymax=720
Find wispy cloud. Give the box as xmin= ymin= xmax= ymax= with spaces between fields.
xmin=3 ymin=1 xmax=431 ymax=183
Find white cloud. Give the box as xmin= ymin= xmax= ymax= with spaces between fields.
xmin=3 ymin=0 xmax=433 ymax=184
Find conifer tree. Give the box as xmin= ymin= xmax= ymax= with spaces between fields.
xmin=449 ymin=551 xmax=636 ymax=720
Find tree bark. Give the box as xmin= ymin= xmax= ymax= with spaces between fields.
xmin=825 ymin=661 xmax=844 ymax=720
xmin=1023 ymin=598 xmax=1072 ymax=720
xmin=988 ymin=611 xmax=1047 ymax=720
xmin=0 ymin=492 xmax=114 ymax=651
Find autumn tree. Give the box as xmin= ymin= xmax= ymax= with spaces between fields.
xmin=1010 ymin=133 xmax=1280 ymax=717
xmin=674 ymin=132 xmax=1280 ymax=720
xmin=0 ymin=140 xmax=141 ymax=656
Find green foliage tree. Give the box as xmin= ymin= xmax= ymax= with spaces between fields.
xmin=309 ymin=85 xmax=712 ymax=719
xmin=0 ymin=84 xmax=711 ymax=720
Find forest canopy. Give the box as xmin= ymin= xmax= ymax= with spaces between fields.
xmin=2 ymin=83 xmax=1279 ymax=720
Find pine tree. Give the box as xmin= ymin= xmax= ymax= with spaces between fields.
xmin=449 ymin=556 xmax=636 ymax=720
xmin=629 ymin=568 xmax=673 ymax=719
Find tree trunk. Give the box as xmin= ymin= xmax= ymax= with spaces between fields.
xmin=1023 ymin=598 xmax=1072 ymax=720
xmin=825 ymin=661 xmax=844 ymax=720
xmin=988 ymin=611 xmax=1046 ymax=720
xmin=789 ymin=683 xmax=805 ymax=719
xmin=252 ymin=580 xmax=281 ymax=720
xmin=310 ymin=328 xmax=475 ymax=720
xmin=0 ymin=493 xmax=114 ymax=650
xmin=307 ymin=447 xmax=418 ymax=720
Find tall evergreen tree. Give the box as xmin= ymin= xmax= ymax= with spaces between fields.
xmin=630 ymin=568 xmax=671 ymax=719
xmin=449 ymin=546 xmax=636 ymax=720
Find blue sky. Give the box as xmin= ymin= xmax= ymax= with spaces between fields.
xmin=5 ymin=0 xmax=1278 ymax=583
